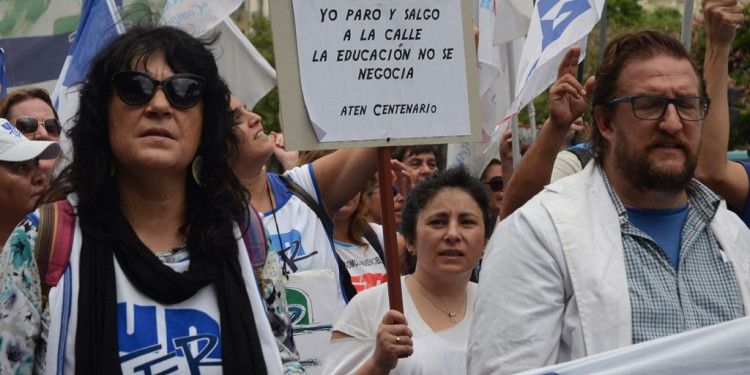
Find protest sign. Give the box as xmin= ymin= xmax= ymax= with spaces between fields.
xmin=270 ymin=0 xmax=480 ymax=150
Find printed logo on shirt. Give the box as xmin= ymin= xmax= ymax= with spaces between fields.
xmin=286 ymin=287 xmax=311 ymax=326
xmin=271 ymin=229 xmax=320 ymax=272
xmin=118 ymin=303 xmax=222 ymax=374
xmin=350 ymin=273 xmax=388 ymax=292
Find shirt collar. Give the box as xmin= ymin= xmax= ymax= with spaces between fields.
xmin=596 ymin=163 xmax=721 ymax=227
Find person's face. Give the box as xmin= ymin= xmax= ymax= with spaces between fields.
xmin=108 ymin=53 xmax=203 ymax=175
xmin=8 ymin=98 xmax=60 ymax=177
xmin=597 ymin=55 xmax=702 ymax=192
xmin=7 ymin=98 xmax=59 ymax=142
xmin=402 ymin=151 xmax=437 ymax=183
xmin=0 ymin=159 xmax=46 ymax=226
xmin=230 ymin=95 xmax=273 ymax=171
xmin=408 ymin=188 xmax=486 ymax=278
xmin=393 ymin=192 xmax=405 ymax=226
xmin=481 ymin=164 xmax=504 ymax=216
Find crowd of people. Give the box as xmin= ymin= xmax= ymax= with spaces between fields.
xmin=0 ymin=0 xmax=747 ymax=373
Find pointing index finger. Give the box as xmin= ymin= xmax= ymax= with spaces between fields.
xmin=557 ymin=45 xmax=582 ymax=80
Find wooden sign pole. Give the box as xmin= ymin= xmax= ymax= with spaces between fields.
xmin=377 ymin=147 xmax=403 ymax=312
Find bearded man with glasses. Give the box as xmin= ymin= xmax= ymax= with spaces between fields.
xmin=469 ymin=29 xmax=750 ymax=375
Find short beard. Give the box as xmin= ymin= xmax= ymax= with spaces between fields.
xmin=616 ymin=137 xmax=698 ymax=193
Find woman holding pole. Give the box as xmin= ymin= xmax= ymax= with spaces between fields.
xmin=323 ymin=166 xmax=490 ymax=374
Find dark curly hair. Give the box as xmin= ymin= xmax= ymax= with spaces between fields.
xmin=399 ymin=165 xmax=492 ymax=244
xmin=590 ymin=30 xmax=706 ymax=162
xmin=52 ymin=24 xmax=248 ymax=263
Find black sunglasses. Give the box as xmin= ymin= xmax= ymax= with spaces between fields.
xmin=112 ymin=70 xmax=206 ymax=109
xmin=484 ymin=176 xmax=503 ymax=191
xmin=15 ymin=117 xmax=61 ymax=136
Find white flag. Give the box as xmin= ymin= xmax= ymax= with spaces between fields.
xmin=494 ymin=0 xmax=533 ymax=45
xmin=489 ymin=0 xmax=605 ymax=148
xmin=161 ymin=0 xmax=276 ymax=109
xmin=161 ymin=0 xmax=243 ymax=35
xmin=213 ymin=18 xmax=276 ymax=110
xmin=447 ymin=0 xmax=521 ymax=175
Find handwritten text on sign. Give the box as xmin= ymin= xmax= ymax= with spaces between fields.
xmin=291 ymin=0 xmax=470 ymax=143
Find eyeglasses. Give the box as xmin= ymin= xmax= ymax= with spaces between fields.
xmin=112 ymin=70 xmax=206 ymax=109
xmin=14 ymin=117 xmax=61 ymax=136
xmin=484 ymin=176 xmax=503 ymax=191
xmin=608 ymin=95 xmax=710 ymax=121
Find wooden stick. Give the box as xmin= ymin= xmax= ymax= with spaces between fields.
xmin=377 ymin=147 xmax=403 ymax=313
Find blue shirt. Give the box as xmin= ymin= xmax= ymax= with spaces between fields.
xmin=627 ymin=205 xmax=689 ymax=270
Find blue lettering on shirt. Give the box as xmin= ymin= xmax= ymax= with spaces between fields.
xmin=118 ymin=303 xmax=222 ymax=374
xmin=271 ymin=229 xmax=319 ymax=272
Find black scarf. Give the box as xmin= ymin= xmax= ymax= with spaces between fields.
xmin=74 ymin=208 xmax=268 ymax=374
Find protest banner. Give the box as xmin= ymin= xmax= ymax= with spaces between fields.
xmin=269 ymin=0 xmax=480 ymax=150
xmin=517 ymin=316 xmax=750 ymax=375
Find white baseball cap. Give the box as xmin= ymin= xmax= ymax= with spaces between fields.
xmin=0 ymin=118 xmax=61 ymax=162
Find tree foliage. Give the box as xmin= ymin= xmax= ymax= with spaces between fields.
xmin=246 ymin=14 xmax=281 ymax=134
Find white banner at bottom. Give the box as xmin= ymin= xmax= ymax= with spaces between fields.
xmin=516 ymin=316 xmax=750 ymax=375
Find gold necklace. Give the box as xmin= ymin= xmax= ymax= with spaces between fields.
xmin=410 ymin=276 xmax=467 ymax=324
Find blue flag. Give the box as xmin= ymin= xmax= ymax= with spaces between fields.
xmin=51 ymin=0 xmax=124 ymax=157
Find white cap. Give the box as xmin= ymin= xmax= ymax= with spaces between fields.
xmin=0 ymin=118 xmax=61 ymax=162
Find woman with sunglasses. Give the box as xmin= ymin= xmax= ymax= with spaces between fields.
xmin=480 ymin=159 xmax=505 ymax=221
xmin=0 ymin=25 xmax=281 ymax=374
xmin=0 ymin=88 xmax=63 ymax=178
xmin=0 ymin=118 xmax=60 ymax=246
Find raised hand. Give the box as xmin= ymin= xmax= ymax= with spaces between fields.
xmin=547 ymin=46 xmax=595 ymax=130
xmin=704 ymin=0 xmax=744 ymax=48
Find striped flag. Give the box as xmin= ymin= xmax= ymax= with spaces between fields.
xmin=51 ymin=0 xmax=125 ymax=159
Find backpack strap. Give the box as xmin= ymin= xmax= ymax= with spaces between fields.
xmin=242 ymin=204 xmax=268 ymax=270
xmin=363 ymin=225 xmax=385 ymax=264
xmin=36 ymin=199 xmax=76 ymax=308
xmin=279 ymin=174 xmax=358 ymax=302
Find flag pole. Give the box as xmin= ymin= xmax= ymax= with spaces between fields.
xmin=507 ymin=42 xmax=522 ymax=169
xmin=681 ymin=0 xmax=696 ymax=49
xmin=378 ymin=147 xmax=403 ymax=313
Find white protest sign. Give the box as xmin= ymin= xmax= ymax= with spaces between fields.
xmin=293 ymin=0 xmax=469 ymax=143
xmin=273 ymin=0 xmax=479 ymax=149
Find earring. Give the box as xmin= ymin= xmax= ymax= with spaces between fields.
xmin=109 ymin=162 xmax=116 ymax=177
xmin=191 ymin=155 xmax=204 ymax=186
